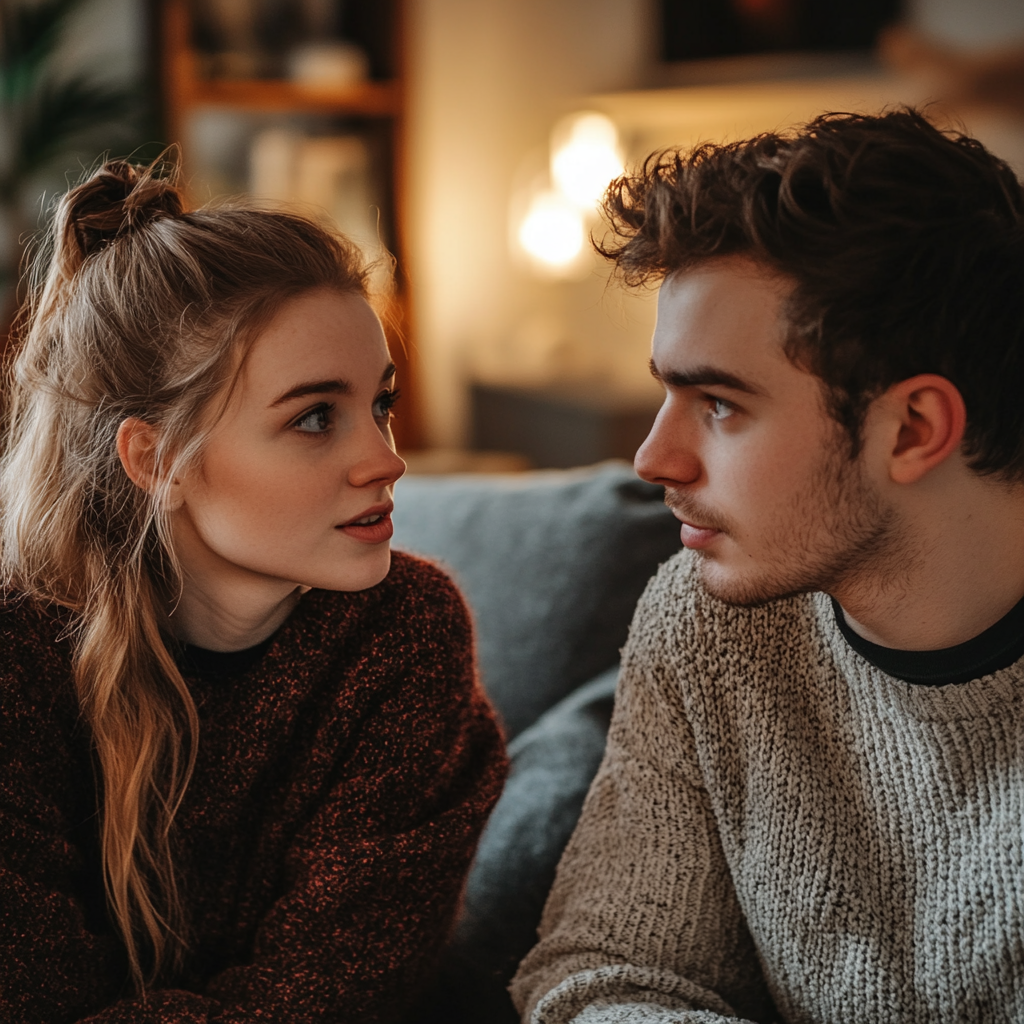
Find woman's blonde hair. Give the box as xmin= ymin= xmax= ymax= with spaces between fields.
xmin=0 ymin=157 xmax=369 ymax=988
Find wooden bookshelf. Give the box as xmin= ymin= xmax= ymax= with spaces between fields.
xmin=159 ymin=0 xmax=420 ymax=449
xmin=184 ymin=78 xmax=401 ymax=116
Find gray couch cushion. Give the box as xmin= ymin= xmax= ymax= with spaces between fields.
xmin=422 ymin=667 xmax=619 ymax=1024
xmin=391 ymin=461 xmax=680 ymax=738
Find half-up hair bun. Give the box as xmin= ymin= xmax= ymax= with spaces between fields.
xmin=60 ymin=157 xmax=185 ymax=268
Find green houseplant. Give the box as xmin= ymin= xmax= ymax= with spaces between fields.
xmin=1 ymin=0 xmax=141 ymax=319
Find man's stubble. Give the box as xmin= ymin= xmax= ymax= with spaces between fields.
xmin=664 ymin=434 xmax=920 ymax=608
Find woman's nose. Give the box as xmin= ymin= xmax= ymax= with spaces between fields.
xmin=348 ymin=423 xmax=407 ymax=489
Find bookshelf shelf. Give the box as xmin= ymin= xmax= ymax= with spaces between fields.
xmin=182 ymin=78 xmax=401 ymax=117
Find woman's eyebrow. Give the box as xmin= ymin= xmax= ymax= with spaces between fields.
xmin=270 ymin=379 xmax=352 ymax=406
xmin=270 ymin=364 xmax=396 ymax=407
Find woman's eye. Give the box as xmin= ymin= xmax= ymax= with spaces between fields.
xmin=373 ymin=388 xmax=401 ymax=421
xmin=293 ymin=404 xmax=333 ymax=433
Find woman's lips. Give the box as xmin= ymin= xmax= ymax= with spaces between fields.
xmin=678 ymin=521 xmax=722 ymax=549
xmin=337 ymin=507 xmax=394 ymax=544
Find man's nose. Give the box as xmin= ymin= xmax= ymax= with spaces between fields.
xmin=634 ymin=401 xmax=702 ymax=488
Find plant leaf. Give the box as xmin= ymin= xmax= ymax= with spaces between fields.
xmin=0 ymin=0 xmax=90 ymax=103
xmin=2 ymin=75 xmax=135 ymax=195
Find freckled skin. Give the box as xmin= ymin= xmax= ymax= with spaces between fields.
xmin=635 ymin=261 xmax=905 ymax=607
xmin=169 ymin=289 xmax=407 ymax=648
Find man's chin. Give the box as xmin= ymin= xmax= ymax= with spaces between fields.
xmin=694 ymin=554 xmax=813 ymax=608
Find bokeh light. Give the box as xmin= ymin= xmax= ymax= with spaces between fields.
xmin=550 ymin=112 xmax=624 ymax=210
xmin=517 ymin=190 xmax=586 ymax=268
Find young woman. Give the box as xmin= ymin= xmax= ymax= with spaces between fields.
xmin=0 ymin=159 xmax=507 ymax=1023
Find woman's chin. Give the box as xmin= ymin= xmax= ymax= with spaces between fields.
xmin=306 ymin=546 xmax=393 ymax=593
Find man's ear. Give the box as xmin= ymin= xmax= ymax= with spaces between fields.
xmin=880 ymin=374 xmax=967 ymax=485
xmin=116 ymin=418 xmax=184 ymax=510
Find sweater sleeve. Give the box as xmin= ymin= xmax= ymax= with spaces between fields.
xmin=0 ymin=772 xmax=131 ymax=1021
xmin=0 ymin=576 xmax=507 ymax=1024
xmin=510 ymin=561 xmax=774 ymax=1024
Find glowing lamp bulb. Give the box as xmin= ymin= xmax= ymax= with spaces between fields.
xmin=518 ymin=191 xmax=585 ymax=268
xmin=551 ymin=112 xmax=624 ymax=209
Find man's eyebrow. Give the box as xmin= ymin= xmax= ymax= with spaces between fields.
xmin=649 ymin=358 xmax=765 ymax=396
xmin=270 ymin=379 xmax=352 ymax=407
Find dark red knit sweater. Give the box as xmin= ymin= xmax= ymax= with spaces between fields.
xmin=0 ymin=552 xmax=507 ymax=1023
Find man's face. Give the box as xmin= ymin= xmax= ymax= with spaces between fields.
xmin=635 ymin=258 xmax=904 ymax=606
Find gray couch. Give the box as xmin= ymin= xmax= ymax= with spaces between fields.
xmin=392 ymin=462 xmax=681 ymax=1022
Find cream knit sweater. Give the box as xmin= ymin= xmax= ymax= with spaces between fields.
xmin=511 ymin=550 xmax=1024 ymax=1024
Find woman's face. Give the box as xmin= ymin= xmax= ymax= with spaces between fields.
xmin=170 ymin=288 xmax=406 ymax=601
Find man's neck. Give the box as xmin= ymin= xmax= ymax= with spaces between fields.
xmin=832 ymin=476 xmax=1024 ymax=652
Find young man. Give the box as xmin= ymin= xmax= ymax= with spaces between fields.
xmin=511 ymin=111 xmax=1024 ymax=1024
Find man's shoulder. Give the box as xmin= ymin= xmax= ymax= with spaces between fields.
xmin=619 ymin=552 xmax=840 ymax=787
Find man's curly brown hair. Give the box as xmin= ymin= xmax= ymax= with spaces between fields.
xmin=597 ymin=109 xmax=1024 ymax=478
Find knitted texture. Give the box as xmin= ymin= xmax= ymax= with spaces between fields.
xmin=512 ymin=550 xmax=1024 ymax=1024
xmin=0 ymin=551 xmax=507 ymax=1024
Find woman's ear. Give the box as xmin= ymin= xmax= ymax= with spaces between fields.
xmin=116 ymin=418 xmax=184 ymax=509
xmin=881 ymin=374 xmax=967 ymax=485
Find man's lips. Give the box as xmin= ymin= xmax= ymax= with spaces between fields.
xmin=678 ymin=521 xmax=722 ymax=549
xmin=663 ymin=491 xmax=727 ymax=550
xmin=667 ymin=506 xmax=725 ymax=550
xmin=337 ymin=503 xmax=394 ymax=544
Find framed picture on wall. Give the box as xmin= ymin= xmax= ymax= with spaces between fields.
xmin=661 ymin=0 xmax=903 ymax=62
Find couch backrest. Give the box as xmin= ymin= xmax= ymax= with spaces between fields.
xmin=392 ymin=461 xmax=682 ymax=738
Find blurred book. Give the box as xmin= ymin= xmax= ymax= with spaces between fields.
xmin=249 ymin=129 xmax=385 ymax=271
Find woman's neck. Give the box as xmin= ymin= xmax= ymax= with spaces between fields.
xmin=167 ymin=511 xmax=308 ymax=652
xmin=169 ymin=578 xmax=304 ymax=652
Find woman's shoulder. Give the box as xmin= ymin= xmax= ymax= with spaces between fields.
xmin=0 ymin=593 xmax=77 ymax=732
xmin=377 ymin=551 xmax=475 ymax=638
xmin=383 ymin=550 xmax=466 ymax=604
xmin=279 ymin=554 xmax=481 ymax=718
xmin=299 ymin=551 xmax=473 ymax=656
xmin=0 ymin=591 xmax=70 ymax=661
xmin=317 ymin=550 xmax=469 ymax=624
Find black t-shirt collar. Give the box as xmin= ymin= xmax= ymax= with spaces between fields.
xmin=831 ymin=590 xmax=1024 ymax=687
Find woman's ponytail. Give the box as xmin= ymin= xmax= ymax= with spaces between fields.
xmin=60 ymin=159 xmax=183 ymax=266
xmin=6 ymin=157 xmax=199 ymax=987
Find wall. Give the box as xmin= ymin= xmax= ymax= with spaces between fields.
xmin=405 ymin=0 xmax=658 ymax=448
xmin=909 ymin=0 xmax=1024 ymax=49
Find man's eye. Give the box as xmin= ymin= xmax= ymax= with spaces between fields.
xmin=373 ymin=388 xmax=401 ymax=420
xmin=294 ymin=404 xmax=333 ymax=433
xmin=708 ymin=397 xmax=734 ymax=421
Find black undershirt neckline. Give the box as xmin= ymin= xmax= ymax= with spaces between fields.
xmin=173 ymin=589 xmax=1024 ymax=688
xmin=831 ymin=591 xmax=1024 ymax=687
xmin=175 ymin=634 xmax=276 ymax=681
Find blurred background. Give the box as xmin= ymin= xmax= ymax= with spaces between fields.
xmin=2 ymin=0 xmax=1022 ymax=470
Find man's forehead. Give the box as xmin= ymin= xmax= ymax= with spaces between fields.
xmin=653 ymin=262 xmax=791 ymax=365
